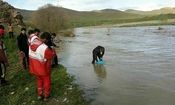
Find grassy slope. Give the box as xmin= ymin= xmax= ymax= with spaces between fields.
xmin=19 ymin=8 xmax=142 ymax=27
xmin=68 ymin=10 xmax=142 ymax=27
xmin=0 ymin=35 xmax=88 ymax=105
xmin=20 ymin=7 xmax=175 ymax=28
xmin=125 ymin=7 xmax=175 ymax=15
xmin=68 ymin=13 xmax=175 ymax=27
xmin=116 ymin=19 xmax=175 ymax=27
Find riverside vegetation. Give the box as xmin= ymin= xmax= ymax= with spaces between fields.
xmin=0 ymin=35 xmax=88 ymax=105
xmin=1 ymin=1 xmax=175 ymax=105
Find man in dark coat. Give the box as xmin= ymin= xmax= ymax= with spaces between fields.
xmin=17 ymin=28 xmax=29 ymax=69
xmin=92 ymin=46 xmax=105 ymax=64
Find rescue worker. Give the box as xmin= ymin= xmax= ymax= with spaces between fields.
xmin=29 ymin=32 xmax=55 ymax=101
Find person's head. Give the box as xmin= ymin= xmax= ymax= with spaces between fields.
xmin=0 ymin=25 xmax=4 ymax=30
xmin=51 ymin=33 xmax=56 ymax=38
xmin=40 ymin=32 xmax=50 ymax=43
xmin=34 ymin=28 xmax=40 ymax=36
xmin=28 ymin=30 xmax=34 ymax=36
xmin=9 ymin=23 xmax=12 ymax=26
xmin=21 ymin=28 xmax=26 ymax=34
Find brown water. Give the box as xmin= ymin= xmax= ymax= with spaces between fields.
xmin=59 ymin=26 xmax=175 ymax=105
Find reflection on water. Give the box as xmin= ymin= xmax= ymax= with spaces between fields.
xmin=93 ymin=64 xmax=107 ymax=79
xmin=59 ymin=25 xmax=175 ymax=105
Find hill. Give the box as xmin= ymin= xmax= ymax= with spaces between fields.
xmin=19 ymin=7 xmax=140 ymax=20
xmin=19 ymin=7 xmax=141 ymax=27
xmin=125 ymin=7 xmax=175 ymax=15
xmin=19 ymin=7 xmax=175 ymax=21
xmin=0 ymin=0 xmax=25 ymax=26
xmin=14 ymin=6 xmax=175 ymax=27
xmin=16 ymin=9 xmax=34 ymax=20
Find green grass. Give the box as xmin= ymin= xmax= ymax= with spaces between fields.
xmin=68 ymin=13 xmax=175 ymax=28
xmin=0 ymin=36 xmax=88 ymax=105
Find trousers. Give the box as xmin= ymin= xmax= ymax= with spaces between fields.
xmin=36 ymin=75 xmax=51 ymax=97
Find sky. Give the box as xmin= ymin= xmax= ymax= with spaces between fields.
xmin=3 ymin=0 xmax=175 ymax=11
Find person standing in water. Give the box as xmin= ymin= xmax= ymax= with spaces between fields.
xmin=92 ymin=46 xmax=105 ymax=64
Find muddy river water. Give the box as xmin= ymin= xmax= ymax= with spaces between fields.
xmin=59 ymin=25 xmax=175 ymax=105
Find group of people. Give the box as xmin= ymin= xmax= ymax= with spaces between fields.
xmin=0 ymin=23 xmax=106 ymax=102
xmin=0 ymin=24 xmax=58 ymax=101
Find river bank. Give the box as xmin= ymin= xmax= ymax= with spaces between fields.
xmin=89 ymin=19 xmax=175 ymax=28
xmin=0 ymin=36 xmax=88 ymax=105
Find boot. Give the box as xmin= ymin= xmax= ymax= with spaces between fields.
xmin=0 ymin=78 xmax=8 ymax=86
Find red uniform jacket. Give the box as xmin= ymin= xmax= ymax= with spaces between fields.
xmin=0 ymin=29 xmax=4 ymax=37
xmin=29 ymin=35 xmax=55 ymax=76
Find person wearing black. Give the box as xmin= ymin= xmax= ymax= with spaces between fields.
xmin=17 ymin=28 xmax=29 ymax=69
xmin=45 ymin=33 xmax=56 ymax=48
xmin=34 ymin=28 xmax=40 ymax=36
xmin=92 ymin=46 xmax=105 ymax=64
xmin=44 ymin=33 xmax=58 ymax=66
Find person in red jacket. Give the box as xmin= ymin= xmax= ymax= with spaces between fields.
xmin=29 ymin=32 xmax=55 ymax=101
xmin=0 ymin=25 xmax=8 ymax=86
xmin=0 ymin=25 xmax=5 ymax=38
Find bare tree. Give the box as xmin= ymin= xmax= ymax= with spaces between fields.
xmin=31 ymin=4 xmax=68 ymax=33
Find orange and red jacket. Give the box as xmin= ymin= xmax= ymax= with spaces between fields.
xmin=0 ymin=29 xmax=4 ymax=37
xmin=29 ymin=35 xmax=55 ymax=76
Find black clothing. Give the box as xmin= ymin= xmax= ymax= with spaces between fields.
xmin=45 ymin=42 xmax=58 ymax=66
xmin=92 ymin=46 xmax=105 ymax=64
xmin=44 ymin=34 xmax=58 ymax=66
xmin=17 ymin=33 xmax=29 ymax=69
xmin=17 ymin=33 xmax=28 ymax=52
xmin=45 ymin=35 xmax=56 ymax=48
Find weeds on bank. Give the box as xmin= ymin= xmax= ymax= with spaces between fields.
xmin=0 ymin=36 xmax=88 ymax=105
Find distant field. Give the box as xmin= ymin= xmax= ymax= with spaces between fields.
xmin=114 ymin=19 xmax=175 ymax=27
xmin=69 ymin=14 xmax=175 ymax=27
xmin=90 ymin=19 xmax=175 ymax=28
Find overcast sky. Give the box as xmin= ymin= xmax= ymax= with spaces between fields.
xmin=4 ymin=0 xmax=175 ymax=11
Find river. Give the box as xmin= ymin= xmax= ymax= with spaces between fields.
xmin=59 ymin=25 xmax=175 ymax=105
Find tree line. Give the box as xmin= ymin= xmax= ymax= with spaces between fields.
xmin=31 ymin=4 xmax=69 ymax=33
